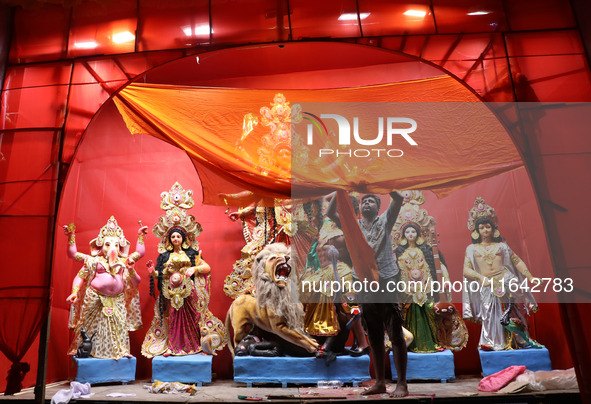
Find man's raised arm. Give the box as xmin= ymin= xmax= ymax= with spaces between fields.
xmin=326 ymin=191 xmax=340 ymax=228
xmin=386 ymin=191 xmax=403 ymax=230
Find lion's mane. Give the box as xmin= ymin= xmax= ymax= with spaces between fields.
xmin=253 ymin=243 xmax=305 ymax=333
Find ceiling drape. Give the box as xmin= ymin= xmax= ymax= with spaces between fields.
xmin=113 ymin=79 xmax=523 ymax=205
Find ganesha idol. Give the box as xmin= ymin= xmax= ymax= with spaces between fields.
xmin=64 ymin=217 xmax=148 ymax=359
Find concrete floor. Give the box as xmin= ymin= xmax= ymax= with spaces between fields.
xmin=1 ymin=378 xmax=581 ymax=403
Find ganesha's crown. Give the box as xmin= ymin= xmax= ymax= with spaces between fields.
xmin=467 ymin=196 xmax=498 ymax=231
xmin=94 ymin=216 xmax=126 ymax=247
xmin=153 ymin=182 xmax=202 ymax=253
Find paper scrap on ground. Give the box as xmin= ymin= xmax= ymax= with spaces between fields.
xmin=145 ymin=380 xmax=197 ymax=395
xmin=51 ymin=381 xmax=92 ymax=404
xmin=106 ymin=393 xmax=137 ymax=397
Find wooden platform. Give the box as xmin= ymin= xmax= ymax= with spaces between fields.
xmin=73 ymin=356 xmax=136 ymax=384
xmin=390 ymin=350 xmax=455 ymax=383
xmin=479 ymin=347 xmax=552 ymax=376
xmin=233 ymin=355 xmax=371 ymax=387
xmin=151 ymin=354 xmax=213 ymax=386
xmin=2 ymin=378 xmax=580 ymax=403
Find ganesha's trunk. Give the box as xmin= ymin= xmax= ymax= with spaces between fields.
xmin=108 ymin=248 xmax=119 ymax=268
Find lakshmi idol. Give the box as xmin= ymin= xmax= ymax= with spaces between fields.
xmin=462 ymin=197 xmax=543 ymax=351
xmin=141 ymin=182 xmax=226 ymax=357
xmin=391 ymin=191 xmax=468 ymax=353
xmin=63 ymin=217 xmax=148 ymax=359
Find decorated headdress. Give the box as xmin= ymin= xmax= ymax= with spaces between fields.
xmin=467 ymin=196 xmax=500 ymax=240
xmin=391 ymin=190 xmax=436 ymax=247
xmin=152 ymin=182 xmax=203 ymax=253
xmin=237 ymin=93 xmax=295 ymax=177
xmin=89 ymin=216 xmax=130 ymax=257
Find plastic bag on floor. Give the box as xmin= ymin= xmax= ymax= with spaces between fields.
xmin=51 ymin=381 xmax=91 ymax=404
xmin=516 ymin=368 xmax=578 ymax=391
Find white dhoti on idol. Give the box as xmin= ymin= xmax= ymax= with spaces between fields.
xmin=462 ymin=243 xmax=537 ymax=351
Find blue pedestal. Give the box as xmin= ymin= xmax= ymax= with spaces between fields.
xmin=151 ymin=354 xmax=213 ymax=386
xmin=390 ymin=350 xmax=455 ymax=383
xmin=74 ymin=357 xmax=136 ymax=384
xmin=479 ymin=348 xmax=552 ymax=376
xmin=234 ymin=355 xmax=371 ymax=387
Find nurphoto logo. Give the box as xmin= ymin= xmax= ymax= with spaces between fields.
xmin=303 ymin=112 xmax=418 ymax=158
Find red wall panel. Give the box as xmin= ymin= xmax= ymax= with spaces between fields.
xmin=9 ymin=4 xmax=68 ymax=64
xmin=1 ymin=0 xmax=588 ymax=393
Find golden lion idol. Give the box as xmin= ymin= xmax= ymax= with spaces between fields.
xmin=226 ymin=243 xmax=319 ymax=356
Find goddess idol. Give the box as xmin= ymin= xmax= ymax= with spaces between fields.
xmin=222 ymin=93 xmax=297 ymax=299
xmin=141 ymin=182 xmax=226 ymax=357
xmin=391 ymin=191 xmax=468 ymax=353
xmin=462 ymin=197 xmax=543 ymax=351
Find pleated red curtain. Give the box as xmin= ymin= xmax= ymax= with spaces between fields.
xmin=0 ymin=287 xmax=50 ymax=395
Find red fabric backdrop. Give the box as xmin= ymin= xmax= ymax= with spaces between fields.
xmin=1 ymin=1 xmax=591 ymax=395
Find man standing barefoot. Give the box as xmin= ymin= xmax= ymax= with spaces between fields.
xmin=328 ymin=191 xmax=408 ymax=397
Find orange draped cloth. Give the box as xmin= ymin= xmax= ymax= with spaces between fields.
xmin=335 ymin=190 xmax=379 ymax=283
xmin=113 ymin=77 xmax=523 ymax=205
